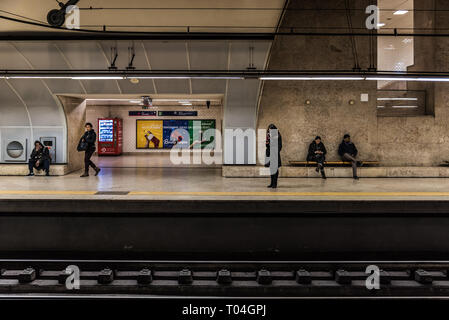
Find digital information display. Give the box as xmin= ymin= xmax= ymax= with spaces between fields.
xmin=99 ymin=119 xmax=114 ymax=142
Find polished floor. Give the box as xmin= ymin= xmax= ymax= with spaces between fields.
xmin=2 ymin=166 xmax=449 ymax=200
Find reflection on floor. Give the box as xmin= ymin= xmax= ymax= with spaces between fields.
xmin=1 ymin=167 xmax=449 ymax=200
xmin=93 ymin=153 xmax=222 ymax=168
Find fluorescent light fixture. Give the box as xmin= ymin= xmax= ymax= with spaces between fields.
xmin=133 ymin=76 xmax=243 ymax=80
xmin=129 ymin=100 xmax=142 ymax=103
xmin=377 ymin=23 xmax=386 ymax=28
xmin=392 ymin=105 xmax=418 ymax=108
xmin=260 ymin=77 xmax=365 ymax=81
xmin=367 ymin=77 xmax=449 ymax=82
xmin=5 ymin=76 xmax=72 ymax=79
xmin=377 ymin=98 xmax=418 ymax=101
xmin=72 ymin=76 xmax=125 ymax=80
xmin=394 ymin=10 xmax=409 ymax=15
xmin=377 ymin=106 xmax=385 ymax=108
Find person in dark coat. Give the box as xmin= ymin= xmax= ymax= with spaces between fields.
xmin=307 ymin=136 xmax=327 ymax=179
xmin=265 ymin=124 xmax=282 ymax=188
xmin=338 ymin=133 xmax=360 ymax=180
xmin=27 ymin=140 xmax=51 ymax=176
xmin=80 ymin=122 xmax=101 ymax=177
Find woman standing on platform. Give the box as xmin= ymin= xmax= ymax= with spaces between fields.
xmin=265 ymin=124 xmax=282 ymax=189
xmin=78 ymin=122 xmax=101 ymax=178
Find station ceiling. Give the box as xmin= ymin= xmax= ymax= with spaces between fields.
xmin=0 ymin=0 xmax=286 ymax=33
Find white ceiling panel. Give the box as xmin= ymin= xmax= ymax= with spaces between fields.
xmin=154 ymin=79 xmax=190 ymax=94
xmin=191 ymin=79 xmax=226 ymax=94
xmin=117 ymin=79 xmax=155 ymax=94
xmin=189 ymin=41 xmax=229 ymax=70
xmin=0 ymin=43 xmax=29 ymax=69
xmin=144 ymin=42 xmax=189 ymax=70
xmin=228 ymin=42 xmax=271 ymax=70
xmin=0 ymin=80 xmax=30 ymax=126
xmin=12 ymin=42 xmax=70 ymax=69
xmin=8 ymin=79 xmax=56 ymax=107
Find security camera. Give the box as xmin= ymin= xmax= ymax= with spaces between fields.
xmin=47 ymin=0 xmax=80 ymax=27
xmin=142 ymin=96 xmax=152 ymax=107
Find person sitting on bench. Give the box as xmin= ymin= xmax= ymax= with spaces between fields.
xmin=307 ymin=136 xmax=327 ymax=179
xmin=338 ymin=134 xmax=360 ymax=180
xmin=27 ymin=140 xmax=51 ymax=176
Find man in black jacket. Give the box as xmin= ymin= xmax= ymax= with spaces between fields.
xmin=80 ymin=122 xmax=101 ymax=177
xmin=27 ymin=141 xmax=51 ymax=176
xmin=338 ymin=134 xmax=360 ymax=180
xmin=307 ymin=136 xmax=327 ymax=179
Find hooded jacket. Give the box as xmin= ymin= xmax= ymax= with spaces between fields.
xmin=29 ymin=141 xmax=50 ymax=162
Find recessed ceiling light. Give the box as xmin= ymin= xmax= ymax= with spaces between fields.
xmin=393 ymin=10 xmax=409 ymax=15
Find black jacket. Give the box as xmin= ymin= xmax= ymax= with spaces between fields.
xmin=338 ymin=140 xmax=358 ymax=157
xmin=81 ymin=130 xmax=97 ymax=152
xmin=307 ymin=142 xmax=327 ymax=161
xmin=266 ymin=131 xmax=282 ymax=168
xmin=30 ymin=143 xmax=50 ymax=162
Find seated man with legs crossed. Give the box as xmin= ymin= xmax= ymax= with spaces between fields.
xmin=338 ymin=134 xmax=361 ymax=180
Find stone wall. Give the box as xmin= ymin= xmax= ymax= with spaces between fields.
xmin=58 ymin=96 xmax=86 ymax=173
xmin=258 ymin=0 xmax=449 ymax=166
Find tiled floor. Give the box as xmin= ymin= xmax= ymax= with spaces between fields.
xmin=1 ymin=165 xmax=449 ymax=200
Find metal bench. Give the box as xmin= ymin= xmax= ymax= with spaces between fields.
xmin=289 ymin=161 xmax=380 ymax=167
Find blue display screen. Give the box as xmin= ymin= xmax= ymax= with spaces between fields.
xmin=99 ymin=120 xmax=114 ymax=142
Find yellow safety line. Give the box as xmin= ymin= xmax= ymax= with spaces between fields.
xmin=0 ymin=190 xmax=96 ymax=195
xmin=0 ymin=191 xmax=449 ymax=197
xmin=131 ymin=191 xmax=449 ymax=197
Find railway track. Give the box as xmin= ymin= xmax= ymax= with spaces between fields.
xmin=1 ymin=260 xmax=449 ymax=298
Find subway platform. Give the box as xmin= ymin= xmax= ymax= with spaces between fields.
xmin=2 ymin=168 xmax=449 ymax=299
xmin=1 ymin=167 xmax=449 ymax=263
xmin=2 ymin=167 xmax=449 ymax=201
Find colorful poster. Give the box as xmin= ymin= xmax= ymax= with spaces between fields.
xmin=189 ymin=120 xmax=216 ymax=149
xmin=163 ymin=120 xmax=190 ymax=149
xmin=136 ymin=119 xmax=216 ymax=149
xmin=136 ymin=120 xmax=163 ymax=149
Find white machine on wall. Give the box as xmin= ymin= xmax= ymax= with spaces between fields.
xmin=2 ymin=138 xmax=28 ymax=162
xmin=40 ymin=137 xmax=57 ymax=163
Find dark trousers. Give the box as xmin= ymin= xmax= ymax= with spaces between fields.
xmin=84 ymin=150 xmax=97 ymax=173
xmin=29 ymin=159 xmax=50 ymax=173
xmin=270 ymin=170 xmax=279 ymax=187
xmin=314 ymin=155 xmax=325 ymax=171
xmin=342 ymin=153 xmax=358 ymax=177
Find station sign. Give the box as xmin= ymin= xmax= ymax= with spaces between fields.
xmin=158 ymin=111 xmax=198 ymax=117
xmin=129 ymin=111 xmax=157 ymax=116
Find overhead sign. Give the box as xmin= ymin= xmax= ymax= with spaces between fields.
xmin=129 ymin=111 xmax=157 ymax=116
xmin=158 ymin=111 xmax=198 ymax=117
